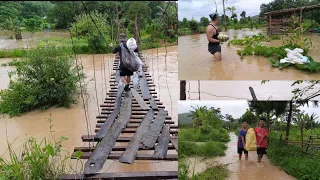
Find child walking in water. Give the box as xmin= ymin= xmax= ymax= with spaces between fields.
xmin=237 ymin=120 xmax=248 ymax=160
xmin=255 ymin=118 xmax=268 ymax=167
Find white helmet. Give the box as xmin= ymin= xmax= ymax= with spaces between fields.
xmin=126 ymin=38 xmax=137 ymax=51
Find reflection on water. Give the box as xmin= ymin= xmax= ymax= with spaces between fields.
xmin=0 ymin=46 xmax=178 ymax=172
xmin=187 ymin=133 xmax=296 ymax=180
xmin=179 ymin=29 xmax=320 ymax=80
xmin=186 ymin=80 xmax=320 ymax=100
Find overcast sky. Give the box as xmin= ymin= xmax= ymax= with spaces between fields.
xmin=178 ymin=101 xmax=320 ymax=121
xmin=178 ymin=0 xmax=274 ymax=21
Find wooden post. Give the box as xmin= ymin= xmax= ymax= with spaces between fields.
xmin=180 ymin=81 xmax=186 ymax=100
xmin=269 ymin=13 xmax=272 ymax=36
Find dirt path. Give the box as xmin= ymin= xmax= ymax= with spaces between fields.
xmin=186 ymin=132 xmax=296 ymax=179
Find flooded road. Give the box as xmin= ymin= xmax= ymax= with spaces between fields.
xmin=186 ymin=133 xmax=296 ymax=180
xmin=178 ymin=29 xmax=320 ymax=80
xmin=186 ymin=80 xmax=320 ymax=100
xmin=0 ymin=46 xmax=178 ymax=173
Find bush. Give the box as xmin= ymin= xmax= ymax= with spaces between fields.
xmin=179 ymin=127 xmax=230 ymax=142
xmin=179 ymin=141 xmax=227 ymax=158
xmin=0 ymin=44 xmax=84 ymax=117
xmin=267 ymin=135 xmax=320 ymax=180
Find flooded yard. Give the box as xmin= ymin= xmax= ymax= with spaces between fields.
xmin=178 ymin=29 xmax=320 ymax=80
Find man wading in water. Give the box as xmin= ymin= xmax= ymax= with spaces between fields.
xmin=111 ymin=38 xmax=139 ymax=91
xmin=255 ymin=118 xmax=268 ymax=167
xmin=206 ymin=13 xmax=221 ymax=61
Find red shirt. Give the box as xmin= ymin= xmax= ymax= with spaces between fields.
xmin=255 ymin=127 xmax=268 ymax=148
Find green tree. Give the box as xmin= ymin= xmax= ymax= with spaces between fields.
xmin=240 ymin=109 xmax=258 ymax=125
xmin=24 ymin=18 xmax=43 ymax=40
xmin=181 ymin=18 xmax=188 ymax=27
xmin=248 ymin=101 xmax=288 ymax=130
xmin=1 ymin=17 xmax=24 ymax=40
xmin=200 ymin=17 xmax=210 ymax=27
xmin=188 ymin=18 xmax=199 ymax=34
xmin=125 ymin=1 xmax=151 ymax=43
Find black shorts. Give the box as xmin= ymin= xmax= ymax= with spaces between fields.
xmin=257 ymin=148 xmax=267 ymax=155
xmin=208 ymin=44 xmax=221 ymax=55
xmin=119 ymin=66 xmax=133 ymax=77
xmin=238 ymin=147 xmax=248 ymax=154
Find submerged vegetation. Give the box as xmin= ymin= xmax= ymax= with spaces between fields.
xmin=0 ymin=119 xmax=73 ymax=179
xmin=178 ymin=106 xmax=230 ymax=180
xmin=230 ymin=29 xmax=320 ymax=73
xmin=0 ymin=44 xmax=83 ymax=117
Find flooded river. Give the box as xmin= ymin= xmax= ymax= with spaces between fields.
xmin=179 ymin=29 xmax=320 ymax=80
xmin=187 ymin=133 xmax=296 ymax=180
xmin=0 ymin=45 xmax=178 ymax=173
xmin=186 ymin=80 xmax=320 ymax=100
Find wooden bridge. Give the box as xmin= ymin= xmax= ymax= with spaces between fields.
xmin=62 ymin=34 xmax=178 ymax=179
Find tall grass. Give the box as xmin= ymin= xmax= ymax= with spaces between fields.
xmin=179 ymin=141 xmax=227 ymax=159
xmin=179 ymin=127 xmax=230 ymax=142
xmin=267 ymin=134 xmax=320 ymax=180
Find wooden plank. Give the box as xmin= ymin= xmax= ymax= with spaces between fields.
xmin=170 ymin=137 xmax=178 ymax=151
xmin=149 ymin=97 xmax=158 ymax=110
xmin=115 ymin=70 xmax=120 ymax=83
xmin=74 ymin=152 xmax=178 ymax=160
xmin=82 ymin=135 xmax=173 ymax=142
xmin=119 ymin=110 xmax=154 ymax=164
xmin=153 ymin=125 xmax=170 ymax=159
xmin=131 ymin=88 xmax=150 ymax=110
xmin=73 ymin=144 xmax=175 ymax=152
xmin=97 ymin=115 xmax=171 ymax=120
xmin=95 ymin=110 xmax=119 ymax=139
xmin=139 ymin=72 xmax=152 ymax=99
xmin=61 ymin=171 xmax=178 ymax=180
xmin=83 ymin=91 xmax=132 ymax=175
xmin=115 ymin=83 xmax=125 ymax=110
xmin=142 ymin=110 xmax=168 ymax=149
xmin=96 ymin=119 xmax=174 ymax=124
xmin=94 ymin=128 xmax=178 ymax=134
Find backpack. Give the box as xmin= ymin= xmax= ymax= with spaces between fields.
xmin=120 ymin=43 xmax=139 ymax=72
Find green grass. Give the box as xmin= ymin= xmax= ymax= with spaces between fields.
xmin=179 ymin=127 xmax=230 ymax=143
xmin=0 ymin=49 xmax=28 ymax=58
xmin=192 ymin=165 xmax=229 ymax=180
xmin=0 ymin=136 xmax=69 ymax=179
xmin=179 ymin=141 xmax=227 ymax=159
xmin=267 ymin=134 xmax=320 ymax=180
xmin=178 ymin=159 xmax=229 ymax=180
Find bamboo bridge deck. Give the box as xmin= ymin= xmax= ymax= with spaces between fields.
xmin=62 ymin=39 xmax=178 ymax=179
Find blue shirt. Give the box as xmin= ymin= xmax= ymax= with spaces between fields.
xmin=238 ymin=129 xmax=247 ymax=148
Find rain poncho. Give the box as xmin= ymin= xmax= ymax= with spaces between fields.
xmin=244 ymin=128 xmax=257 ymax=151
xmin=120 ymin=43 xmax=140 ymax=72
xmin=280 ymin=48 xmax=310 ymax=64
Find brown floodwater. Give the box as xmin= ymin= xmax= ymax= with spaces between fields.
xmin=178 ymin=28 xmax=320 ymax=80
xmin=0 ymin=46 xmax=178 ymax=173
xmin=185 ymin=80 xmax=320 ymax=100
xmin=0 ymin=31 xmax=70 ymax=50
xmin=187 ymin=133 xmax=296 ymax=180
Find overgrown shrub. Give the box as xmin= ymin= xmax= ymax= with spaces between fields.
xmin=0 ymin=44 xmax=84 ymax=117
xmin=179 ymin=141 xmax=227 ymax=158
xmin=267 ymin=135 xmax=320 ymax=180
xmin=179 ymin=127 xmax=230 ymax=142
